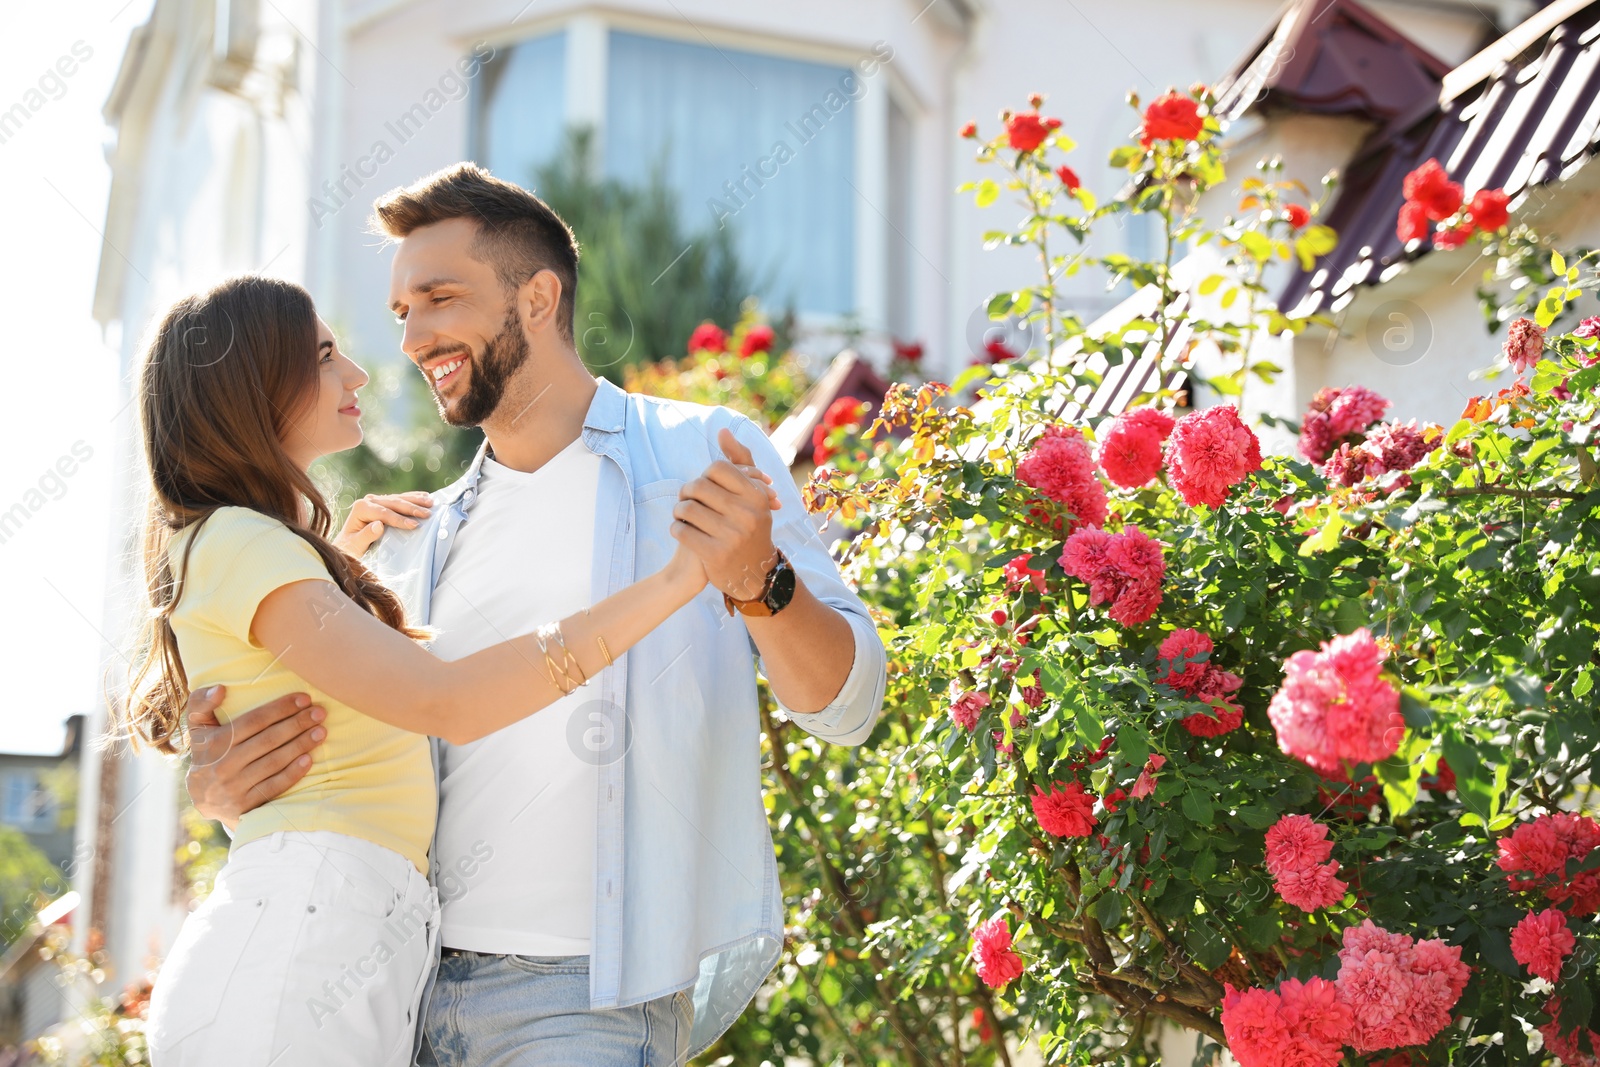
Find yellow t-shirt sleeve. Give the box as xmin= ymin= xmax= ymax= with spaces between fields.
xmin=176 ymin=507 xmax=335 ymax=646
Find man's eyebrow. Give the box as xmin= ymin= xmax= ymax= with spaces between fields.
xmin=389 ymin=277 xmax=463 ymax=312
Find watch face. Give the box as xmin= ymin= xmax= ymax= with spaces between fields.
xmin=762 ymin=559 xmax=797 ymax=613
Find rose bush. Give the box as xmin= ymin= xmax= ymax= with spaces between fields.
xmin=621 ymin=300 xmax=810 ymax=429
xmin=789 ymin=89 xmax=1600 ymax=1065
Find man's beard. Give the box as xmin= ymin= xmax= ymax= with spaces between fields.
xmin=433 ymin=307 xmax=529 ymax=428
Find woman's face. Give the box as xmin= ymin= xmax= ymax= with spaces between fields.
xmin=282 ymin=316 xmax=369 ymax=468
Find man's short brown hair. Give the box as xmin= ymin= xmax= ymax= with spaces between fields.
xmin=371 ymin=163 xmax=580 ymax=342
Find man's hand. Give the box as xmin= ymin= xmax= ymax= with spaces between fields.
xmin=186 ymin=686 xmax=325 ymax=831
xmin=671 ymin=428 xmax=782 ymax=599
xmin=334 ymin=491 xmax=433 ymax=557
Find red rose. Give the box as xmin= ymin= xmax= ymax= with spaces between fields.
xmin=1396 ymin=200 xmax=1429 ymax=243
xmin=687 ymin=322 xmax=726 ymax=354
xmin=1055 ymin=165 xmax=1081 ymax=191
xmin=1140 ymin=91 xmax=1204 ymax=147
xmin=1433 ymin=224 xmax=1474 ymax=251
xmin=1402 ymin=158 xmax=1463 ymax=221
xmin=893 ymin=339 xmax=924 ymax=363
xmin=960 ymin=120 xmax=977 ymax=139
xmin=1469 ymin=187 xmax=1510 ymax=232
xmin=822 ymin=396 xmax=868 ymax=429
xmin=984 ymin=337 xmax=1018 ymax=363
xmin=1284 ymin=203 xmax=1310 ymax=229
xmin=1005 ymin=111 xmax=1061 ymax=153
xmin=739 ymin=324 xmax=775 ymax=358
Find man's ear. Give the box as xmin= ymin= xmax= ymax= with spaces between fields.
xmin=519 ymin=269 xmax=564 ymax=337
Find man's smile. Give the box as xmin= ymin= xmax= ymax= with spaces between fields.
xmin=424 ymin=353 xmax=470 ymax=392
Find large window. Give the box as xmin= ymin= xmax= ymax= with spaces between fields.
xmin=2 ymin=771 xmax=54 ymax=832
xmin=474 ymin=25 xmax=866 ymax=319
xmin=474 ymin=32 xmax=567 ymax=195
xmin=605 ymin=31 xmax=856 ymax=316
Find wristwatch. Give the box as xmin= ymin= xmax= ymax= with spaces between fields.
xmin=723 ymin=549 xmax=797 ymax=617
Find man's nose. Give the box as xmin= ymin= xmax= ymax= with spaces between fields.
xmin=401 ymin=314 xmax=433 ymax=362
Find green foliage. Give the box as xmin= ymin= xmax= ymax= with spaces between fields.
xmin=0 ymin=825 xmax=63 ymax=950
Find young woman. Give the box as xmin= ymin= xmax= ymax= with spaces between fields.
xmin=127 ymin=276 xmax=767 ymax=1066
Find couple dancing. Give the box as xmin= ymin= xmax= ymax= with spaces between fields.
xmin=127 ymin=163 xmax=885 ymax=1066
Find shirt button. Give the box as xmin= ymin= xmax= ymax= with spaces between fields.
xmin=438 ymin=527 xmax=449 ymax=540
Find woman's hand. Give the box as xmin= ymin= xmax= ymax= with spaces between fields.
xmin=334 ymin=491 xmax=433 ymax=556
xmin=663 ymin=538 xmax=710 ymax=598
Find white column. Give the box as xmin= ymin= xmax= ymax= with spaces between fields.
xmin=853 ymin=74 xmax=890 ymax=337
xmin=565 ymin=14 xmax=608 ymax=165
xmin=309 ymin=0 xmax=346 ymax=299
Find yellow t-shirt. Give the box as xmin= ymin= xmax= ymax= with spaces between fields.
xmin=168 ymin=507 xmax=436 ymax=872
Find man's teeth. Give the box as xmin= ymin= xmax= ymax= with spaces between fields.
xmin=431 ymin=358 xmax=464 ymax=382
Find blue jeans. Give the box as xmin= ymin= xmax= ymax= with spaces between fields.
xmin=418 ymin=951 xmax=693 ymax=1066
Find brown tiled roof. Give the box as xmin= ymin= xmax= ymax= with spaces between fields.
xmin=1279 ymin=0 xmax=1600 ymax=315
xmin=1213 ymin=0 xmax=1453 ymax=125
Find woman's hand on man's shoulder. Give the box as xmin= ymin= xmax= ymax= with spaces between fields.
xmin=333 ymin=491 xmax=433 ymax=557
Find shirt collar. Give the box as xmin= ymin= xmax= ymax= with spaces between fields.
xmin=437 ymin=377 xmax=627 ymax=505
xmin=583 ymin=376 xmax=627 ymax=434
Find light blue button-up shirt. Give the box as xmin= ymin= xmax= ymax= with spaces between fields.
xmin=371 ymin=378 xmax=886 ymax=1057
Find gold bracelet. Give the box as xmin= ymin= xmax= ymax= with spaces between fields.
xmin=583 ymin=607 xmax=614 ymax=668
xmin=545 ymin=622 xmax=589 ymax=689
xmin=534 ymin=623 xmax=582 ymax=695
xmin=532 ymin=625 xmax=571 ymax=695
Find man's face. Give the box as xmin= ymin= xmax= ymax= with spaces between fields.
xmin=387 ymin=217 xmax=530 ymax=427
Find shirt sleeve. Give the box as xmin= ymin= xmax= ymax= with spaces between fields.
xmin=178 ymin=508 xmax=335 ymax=646
xmin=725 ymin=414 xmax=887 ymax=747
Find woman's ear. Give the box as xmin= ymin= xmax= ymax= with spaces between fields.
xmin=520 ymin=269 xmax=563 ymax=337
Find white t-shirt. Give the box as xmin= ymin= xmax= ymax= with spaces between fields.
xmin=428 ymin=440 xmax=601 ymax=956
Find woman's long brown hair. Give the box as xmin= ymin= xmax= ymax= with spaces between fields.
xmin=125 ymin=276 xmax=427 ymax=754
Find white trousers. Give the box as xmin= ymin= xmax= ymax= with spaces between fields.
xmin=148 ymin=830 xmax=440 ymax=1067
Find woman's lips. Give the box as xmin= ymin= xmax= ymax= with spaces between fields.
xmin=339 ymin=404 xmax=361 ymax=417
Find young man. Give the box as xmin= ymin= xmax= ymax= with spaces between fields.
xmin=181 ymin=163 xmax=885 ymax=1065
